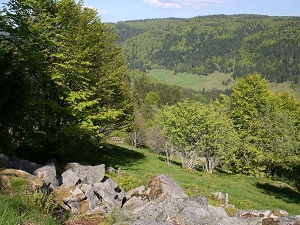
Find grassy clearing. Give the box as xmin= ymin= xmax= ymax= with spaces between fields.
xmin=99 ymin=144 xmax=300 ymax=215
xmin=147 ymin=69 xmax=234 ymax=91
xmin=147 ymin=69 xmax=300 ymax=100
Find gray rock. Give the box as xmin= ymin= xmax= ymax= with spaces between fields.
xmin=64 ymin=162 xmax=105 ymax=185
xmin=162 ymin=197 xmax=189 ymax=219
xmin=0 ymin=154 xmax=12 ymax=168
xmin=105 ymin=166 xmax=116 ymax=174
xmin=179 ymin=201 xmax=213 ymax=224
xmin=147 ymin=174 xmax=188 ymax=202
xmin=60 ymin=169 xmax=81 ymax=187
xmin=123 ymin=196 xmax=146 ymax=210
xmin=234 ymin=210 xmax=273 ymax=219
xmin=11 ymin=156 xmax=42 ymax=173
xmin=277 ymin=215 xmax=300 ymax=225
xmin=190 ymin=195 xmax=209 ymax=207
xmin=207 ymin=205 xmax=228 ymax=218
xmin=114 ymin=219 xmax=172 ymax=225
xmin=131 ymin=201 xmax=164 ymax=221
xmin=215 ymin=217 xmax=262 ymax=225
xmin=33 ymin=161 xmax=59 ymax=188
xmin=126 ymin=185 xmax=149 ymax=201
xmin=93 ymin=177 xmax=126 ymax=209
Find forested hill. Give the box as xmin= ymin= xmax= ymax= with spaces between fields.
xmin=114 ymin=15 xmax=300 ymax=84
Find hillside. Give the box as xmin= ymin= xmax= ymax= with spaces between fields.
xmin=114 ymin=15 xmax=300 ymax=85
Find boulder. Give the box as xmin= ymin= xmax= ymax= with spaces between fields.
xmin=64 ymin=162 xmax=105 ymax=185
xmin=114 ymin=219 xmax=172 ymax=225
xmin=33 ymin=160 xmax=59 ymax=188
xmin=0 ymin=168 xmax=35 ymax=179
xmin=0 ymin=154 xmax=12 ymax=168
xmin=59 ymin=169 xmax=81 ymax=188
xmin=146 ymin=174 xmax=188 ymax=201
xmin=11 ymin=156 xmax=42 ymax=173
xmin=93 ymin=177 xmax=126 ymax=210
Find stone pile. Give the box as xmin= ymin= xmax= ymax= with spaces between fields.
xmin=1 ymin=153 xmax=300 ymax=225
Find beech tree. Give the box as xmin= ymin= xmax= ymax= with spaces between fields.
xmin=228 ymin=73 xmax=300 ymax=177
xmin=0 ymin=0 xmax=132 ymax=154
xmin=159 ymin=100 xmax=237 ymax=172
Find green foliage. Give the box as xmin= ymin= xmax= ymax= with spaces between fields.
xmin=0 ymin=0 xmax=132 ymax=155
xmin=227 ymin=73 xmax=300 ymax=183
xmin=159 ymin=99 xmax=238 ymax=171
xmin=23 ymin=190 xmax=58 ymax=214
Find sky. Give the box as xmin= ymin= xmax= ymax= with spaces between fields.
xmin=0 ymin=0 xmax=299 ymax=23
xmin=84 ymin=0 xmax=300 ymax=23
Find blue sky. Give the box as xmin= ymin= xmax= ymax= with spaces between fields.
xmin=83 ymin=0 xmax=300 ymax=23
xmin=0 ymin=0 xmax=299 ymax=23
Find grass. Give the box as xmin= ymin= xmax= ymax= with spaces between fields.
xmin=98 ymin=144 xmax=300 ymax=215
xmin=147 ymin=69 xmax=300 ymax=100
xmin=147 ymin=69 xmax=234 ymax=91
xmin=0 ymin=177 xmax=63 ymax=225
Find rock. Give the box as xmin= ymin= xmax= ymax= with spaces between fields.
xmin=234 ymin=210 xmax=274 ymax=219
xmin=33 ymin=160 xmax=59 ymax=188
xmin=207 ymin=205 xmax=229 ymax=218
xmin=105 ymin=166 xmax=116 ymax=174
xmin=64 ymin=162 xmax=105 ymax=185
xmin=59 ymin=169 xmax=81 ymax=188
xmin=215 ymin=217 xmax=261 ymax=225
xmin=125 ymin=185 xmax=149 ymax=201
xmin=114 ymin=219 xmax=173 ymax=225
xmin=0 ymin=154 xmax=12 ymax=168
xmin=122 ymin=196 xmax=145 ymax=210
xmin=93 ymin=177 xmax=126 ymax=210
xmin=146 ymin=174 xmax=188 ymax=202
xmin=131 ymin=201 xmax=164 ymax=221
xmin=277 ymin=215 xmax=300 ymax=225
xmin=0 ymin=168 xmax=35 ymax=179
xmin=11 ymin=156 xmax=42 ymax=173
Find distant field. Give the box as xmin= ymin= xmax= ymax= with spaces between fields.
xmin=147 ymin=69 xmax=300 ymax=100
xmin=147 ymin=69 xmax=234 ymax=91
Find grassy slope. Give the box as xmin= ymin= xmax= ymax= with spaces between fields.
xmin=0 ymin=177 xmax=61 ymax=225
xmin=99 ymin=144 xmax=300 ymax=215
xmin=147 ymin=69 xmax=300 ymax=100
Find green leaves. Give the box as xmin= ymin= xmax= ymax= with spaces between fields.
xmin=0 ymin=0 xmax=132 ymax=154
xmin=159 ymin=100 xmax=236 ymax=171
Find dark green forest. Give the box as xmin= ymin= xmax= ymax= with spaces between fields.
xmin=115 ymin=15 xmax=300 ymax=84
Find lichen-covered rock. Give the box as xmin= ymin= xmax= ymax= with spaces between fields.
xmin=146 ymin=174 xmax=188 ymax=201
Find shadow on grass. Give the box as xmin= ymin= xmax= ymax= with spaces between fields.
xmin=255 ymin=182 xmax=300 ymax=204
xmin=63 ymin=143 xmax=146 ymax=169
xmin=158 ymin=156 xmax=182 ymax=168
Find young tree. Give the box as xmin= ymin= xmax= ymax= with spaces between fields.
xmin=159 ymin=100 xmax=237 ymax=172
